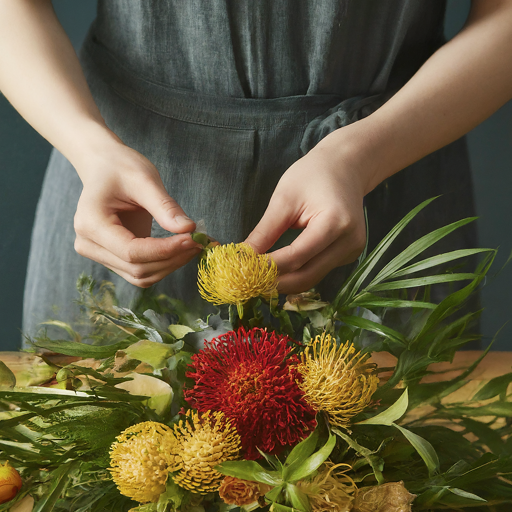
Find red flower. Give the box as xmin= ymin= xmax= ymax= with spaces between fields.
xmin=185 ymin=328 xmax=317 ymax=460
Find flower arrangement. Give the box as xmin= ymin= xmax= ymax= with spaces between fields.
xmin=0 ymin=198 xmax=511 ymax=512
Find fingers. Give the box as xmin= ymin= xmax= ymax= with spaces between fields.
xmin=245 ymin=195 xmax=295 ymax=254
xmin=75 ymin=209 xmax=201 ymax=262
xmin=276 ymin=232 xmax=366 ymax=294
xmin=267 ymin=213 xmax=355 ymax=275
xmin=74 ymin=233 xmax=203 ymax=287
xmin=136 ymin=180 xmax=196 ymax=234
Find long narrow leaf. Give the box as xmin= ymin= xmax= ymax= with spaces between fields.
xmin=33 ymin=461 xmax=78 ymax=512
xmin=332 ymin=428 xmax=384 ymax=484
xmin=472 ymin=372 xmax=512 ymax=402
xmin=285 ymin=432 xmax=336 ymax=483
xmin=334 ymin=197 xmax=438 ymax=308
xmin=393 ymin=424 xmax=439 ymax=476
xmin=33 ymin=338 xmax=131 ymax=358
xmin=340 ymin=315 xmax=406 ymax=346
xmin=216 ymin=460 xmax=282 ymax=486
xmin=416 ymin=251 xmax=495 ymax=339
xmin=369 ymin=273 xmax=478 ymax=292
xmin=348 ymin=294 xmax=436 ymax=310
xmin=284 ymin=428 xmax=319 ymax=469
xmin=389 ymin=248 xmax=494 ymax=279
xmin=368 ymin=217 xmax=477 ymax=287
xmin=358 ymin=388 xmax=408 ymax=426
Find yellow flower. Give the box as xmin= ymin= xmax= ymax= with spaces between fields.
xmin=109 ymin=421 xmax=181 ymax=504
xmin=297 ymin=462 xmax=356 ymax=512
xmin=297 ymin=334 xmax=379 ymax=428
xmin=172 ymin=410 xmax=241 ymax=494
xmin=197 ymin=243 xmax=278 ymax=317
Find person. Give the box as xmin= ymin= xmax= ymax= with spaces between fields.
xmin=0 ymin=0 xmax=511 ymax=336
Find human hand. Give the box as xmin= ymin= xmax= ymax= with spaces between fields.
xmin=245 ymin=139 xmax=367 ymax=294
xmin=73 ymin=141 xmax=203 ymax=287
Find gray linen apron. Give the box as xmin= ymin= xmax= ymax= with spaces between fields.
xmin=23 ymin=0 xmax=478 ymax=337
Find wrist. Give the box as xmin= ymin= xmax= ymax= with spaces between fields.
xmin=63 ymin=121 xmax=125 ymax=179
xmin=313 ymin=117 xmax=395 ymax=196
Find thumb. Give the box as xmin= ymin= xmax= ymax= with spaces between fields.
xmin=137 ymin=179 xmax=196 ymax=234
xmin=245 ymin=198 xmax=294 ymax=254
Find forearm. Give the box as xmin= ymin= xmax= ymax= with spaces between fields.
xmin=320 ymin=0 xmax=512 ymax=194
xmin=0 ymin=0 xmax=118 ymax=170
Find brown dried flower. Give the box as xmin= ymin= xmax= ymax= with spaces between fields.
xmin=352 ymin=481 xmax=416 ymax=512
xmin=219 ymin=476 xmax=271 ymax=506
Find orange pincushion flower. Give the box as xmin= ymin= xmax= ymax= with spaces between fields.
xmin=219 ymin=476 xmax=271 ymax=506
xmin=0 ymin=462 xmax=22 ymax=505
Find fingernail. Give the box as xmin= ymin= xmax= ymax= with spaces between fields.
xmin=176 ymin=215 xmax=194 ymax=226
xmin=182 ymin=238 xmax=203 ymax=250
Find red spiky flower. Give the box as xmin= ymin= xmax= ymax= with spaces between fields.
xmin=185 ymin=327 xmax=317 ymax=460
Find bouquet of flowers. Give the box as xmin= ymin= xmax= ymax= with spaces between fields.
xmin=1 ymin=198 xmax=511 ymax=512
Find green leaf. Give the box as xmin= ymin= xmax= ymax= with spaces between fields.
xmin=0 ymin=361 xmax=16 ymax=389
xmin=102 ymin=308 xmax=165 ymax=343
xmin=124 ymin=339 xmax=175 ymax=369
xmin=216 ymin=460 xmax=282 ymax=486
xmin=393 ymin=424 xmax=439 ymax=476
xmin=348 ymin=295 xmax=437 ymax=310
xmin=41 ymin=319 xmax=82 ymax=342
xmin=115 ymin=373 xmax=173 ymax=415
xmin=407 ymin=379 xmax=468 ymax=411
xmin=332 ymin=428 xmax=384 ymax=484
xmin=285 ymin=484 xmax=311 ymax=512
xmin=369 ymin=272 xmax=478 ymax=292
xmin=447 ymin=487 xmax=486 ymax=502
xmin=438 ymin=402 xmax=512 ymax=417
xmin=33 ymin=338 xmax=131 ymax=358
xmin=340 ymin=315 xmax=406 ymax=347
xmin=266 ymin=485 xmax=284 ymax=503
xmin=415 ymin=251 xmax=495 ymax=339
xmin=268 ymin=502 xmax=295 ymax=512
xmin=285 ymin=432 xmax=336 ymax=483
xmin=389 ymin=248 xmax=494 ymax=279
xmin=284 ymin=428 xmax=319 ymax=469
xmin=168 ymin=324 xmax=195 ymax=339
xmin=459 ymin=418 xmax=504 ymax=454
xmin=334 ymin=197 xmax=438 ymax=307
xmin=33 ymin=460 xmax=79 ymax=512
xmin=257 ymin=449 xmax=283 ymax=472
xmin=472 ymin=372 xmax=512 ymax=401
xmin=358 ymin=388 xmax=408 ymax=426
xmin=367 ymin=217 xmax=478 ymax=287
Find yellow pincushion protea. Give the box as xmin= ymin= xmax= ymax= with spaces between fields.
xmin=172 ymin=410 xmax=241 ymax=494
xmin=197 ymin=243 xmax=278 ymax=317
xmin=109 ymin=421 xmax=181 ymax=504
xmin=297 ymin=334 xmax=379 ymax=428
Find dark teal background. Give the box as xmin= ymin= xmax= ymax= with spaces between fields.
xmin=0 ymin=0 xmax=511 ymax=350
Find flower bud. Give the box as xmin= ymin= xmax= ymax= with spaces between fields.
xmin=0 ymin=462 xmax=22 ymax=504
xmin=56 ymin=367 xmax=73 ymax=383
